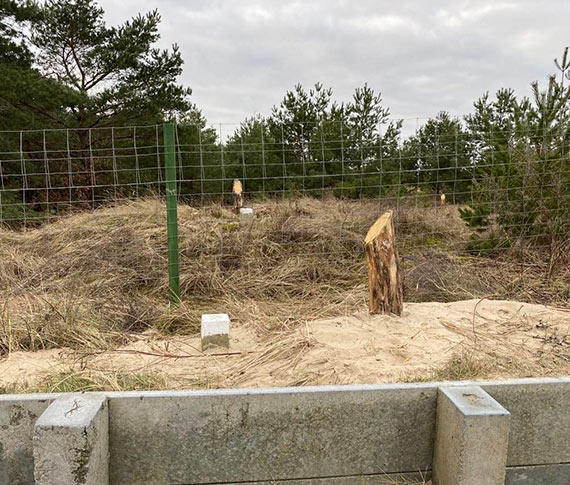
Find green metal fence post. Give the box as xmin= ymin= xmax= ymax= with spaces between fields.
xmin=163 ymin=123 xmax=180 ymax=305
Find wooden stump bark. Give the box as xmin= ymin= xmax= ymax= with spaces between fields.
xmin=232 ymin=180 xmax=243 ymax=214
xmin=364 ymin=210 xmax=404 ymax=315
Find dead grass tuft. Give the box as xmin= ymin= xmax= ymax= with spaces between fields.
xmin=31 ymin=369 xmax=176 ymax=393
xmin=431 ymin=353 xmax=500 ymax=381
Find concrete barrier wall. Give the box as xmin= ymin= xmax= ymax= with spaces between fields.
xmin=482 ymin=380 xmax=570 ymax=467
xmin=108 ymin=385 xmax=436 ymax=484
xmin=1 ymin=378 xmax=570 ymax=484
xmin=0 ymin=394 xmax=56 ymax=484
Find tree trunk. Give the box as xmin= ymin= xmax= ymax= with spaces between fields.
xmin=232 ymin=179 xmax=243 ymax=214
xmin=365 ymin=210 xmax=403 ymax=315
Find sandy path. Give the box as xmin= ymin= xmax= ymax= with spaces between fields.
xmin=2 ymin=299 xmax=569 ymax=391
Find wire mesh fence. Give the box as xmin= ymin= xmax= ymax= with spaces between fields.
xmin=0 ymin=125 xmax=165 ymax=225
xmin=0 ymin=119 xmax=569 ymax=304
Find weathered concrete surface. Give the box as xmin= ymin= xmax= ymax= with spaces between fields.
xmin=34 ymin=393 xmax=108 ymax=485
xmin=213 ymin=471 xmax=432 ymax=484
xmin=2 ymin=378 xmax=570 ymax=484
xmin=432 ymin=386 xmax=510 ymax=485
xmin=108 ymin=385 xmax=437 ymax=484
xmin=481 ymin=380 xmax=570 ymax=467
xmin=0 ymin=394 xmax=55 ymax=485
xmin=506 ymin=464 xmax=570 ymax=484
xmin=201 ymin=313 xmax=230 ymax=350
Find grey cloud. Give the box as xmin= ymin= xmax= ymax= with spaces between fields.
xmin=98 ymin=0 xmax=570 ymax=130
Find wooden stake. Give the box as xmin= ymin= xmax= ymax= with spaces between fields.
xmin=364 ymin=210 xmax=403 ymax=315
xmin=232 ymin=179 xmax=243 ymax=214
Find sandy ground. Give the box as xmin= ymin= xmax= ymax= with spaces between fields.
xmin=2 ymin=298 xmax=570 ymax=391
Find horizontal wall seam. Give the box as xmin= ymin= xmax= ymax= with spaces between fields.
xmin=170 ymin=469 xmax=433 ymax=485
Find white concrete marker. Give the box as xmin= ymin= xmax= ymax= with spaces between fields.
xmin=201 ymin=313 xmax=230 ymax=351
xmin=240 ymin=207 xmax=253 ymax=224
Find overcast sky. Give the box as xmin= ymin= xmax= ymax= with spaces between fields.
xmin=99 ymin=0 xmax=569 ymax=131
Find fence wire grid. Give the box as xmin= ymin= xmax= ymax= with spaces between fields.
xmin=0 ymin=118 xmax=569 ymax=302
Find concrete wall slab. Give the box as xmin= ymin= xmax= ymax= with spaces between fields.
xmin=0 ymin=395 xmax=55 ymax=485
xmin=108 ymin=385 xmax=437 ymax=484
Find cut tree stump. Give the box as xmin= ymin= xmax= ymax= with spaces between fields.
xmin=364 ymin=210 xmax=403 ymax=315
xmin=233 ymin=180 xmax=243 ymax=214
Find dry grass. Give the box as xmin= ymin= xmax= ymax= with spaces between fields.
xmin=1 ymin=197 xmax=568 ymax=375
xmin=409 ymin=352 xmax=515 ymax=383
xmin=0 ymin=369 xmax=176 ymax=394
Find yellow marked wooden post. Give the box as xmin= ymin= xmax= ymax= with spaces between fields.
xmin=364 ymin=210 xmax=403 ymax=315
xmin=232 ymin=179 xmax=243 ymax=214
